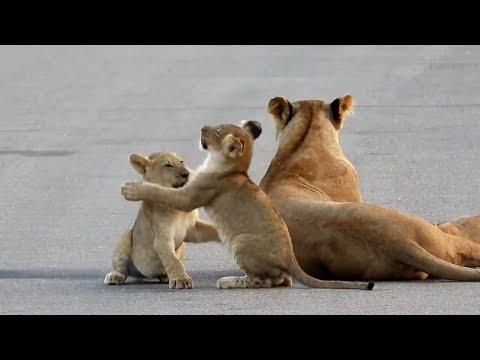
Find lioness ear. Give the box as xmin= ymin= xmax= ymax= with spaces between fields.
xmin=129 ymin=154 xmax=152 ymax=175
xmin=223 ymin=134 xmax=244 ymax=158
xmin=240 ymin=120 xmax=262 ymax=140
xmin=267 ymin=97 xmax=296 ymax=129
xmin=330 ymin=95 xmax=355 ymax=129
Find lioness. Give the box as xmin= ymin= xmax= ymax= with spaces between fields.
xmin=121 ymin=121 xmax=373 ymax=290
xmin=283 ymin=95 xmax=480 ymax=245
xmin=259 ymin=95 xmax=480 ymax=281
xmin=104 ymin=152 xmax=219 ymax=289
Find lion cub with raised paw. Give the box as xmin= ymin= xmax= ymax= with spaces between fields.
xmin=121 ymin=122 xmax=373 ymax=290
xmin=105 ymin=152 xmax=219 ymax=289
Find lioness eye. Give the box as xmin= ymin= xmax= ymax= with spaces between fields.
xmin=215 ymin=131 xmax=220 ymax=137
xmin=165 ymin=163 xmax=174 ymax=168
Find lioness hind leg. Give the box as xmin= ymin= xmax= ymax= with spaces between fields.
xmin=438 ymin=216 xmax=480 ymax=244
xmin=276 ymin=276 xmax=293 ymax=287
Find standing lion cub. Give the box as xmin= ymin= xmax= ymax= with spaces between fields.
xmin=104 ymin=152 xmax=219 ymax=289
xmin=121 ymin=121 xmax=373 ymax=290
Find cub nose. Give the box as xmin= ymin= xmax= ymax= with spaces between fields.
xmin=201 ymin=126 xmax=211 ymax=133
xmin=181 ymin=172 xmax=189 ymax=179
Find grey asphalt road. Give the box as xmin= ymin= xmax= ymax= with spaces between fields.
xmin=1 ymin=45 xmax=479 ymax=315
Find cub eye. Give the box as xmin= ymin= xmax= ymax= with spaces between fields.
xmin=165 ymin=163 xmax=174 ymax=168
xmin=215 ymin=131 xmax=221 ymax=137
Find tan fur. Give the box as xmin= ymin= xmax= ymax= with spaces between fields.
xmin=121 ymin=122 xmax=373 ymax=290
xmin=437 ymin=216 xmax=480 ymax=244
xmin=105 ymin=152 xmax=219 ymax=289
xmin=266 ymin=96 xmax=362 ymax=203
xmin=260 ymin=96 xmax=480 ymax=281
xmin=275 ymin=95 xmax=480 ymax=245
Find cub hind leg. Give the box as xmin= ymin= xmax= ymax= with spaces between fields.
xmin=104 ymin=230 xmax=132 ymax=285
xmin=216 ymin=274 xmax=293 ymax=289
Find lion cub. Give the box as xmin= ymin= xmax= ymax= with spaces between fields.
xmin=105 ymin=152 xmax=219 ymax=289
xmin=121 ymin=122 xmax=373 ymax=290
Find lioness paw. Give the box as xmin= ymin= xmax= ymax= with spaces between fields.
xmin=169 ymin=274 xmax=194 ymax=289
xmin=104 ymin=271 xmax=127 ymax=285
xmin=121 ymin=181 xmax=142 ymax=201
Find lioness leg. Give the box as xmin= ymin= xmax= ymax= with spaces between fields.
xmin=433 ymin=232 xmax=480 ymax=268
xmin=438 ymin=216 xmax=480 ymax=245
xmin=153 ymin=235 xmax=193 ymax=289
xmin=104 ymin=230 xmax=132 ymax=285
xmin=278 ymin=276 xmax=293 ymax=287
xmin=457 ymin=240 xmax=480 ymax=268
xmin=216 ymin=275 xmax=293 ymax=289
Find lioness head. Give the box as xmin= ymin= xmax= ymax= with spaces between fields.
xmin=268 ymin=95 xmax=355 ymax=144
xmin=129 ymin=152 xmax=190 ymax=188
xmin=261 ymin=95 xmax=361 ymax=202
xmin=199 ymin=120 xmax=262 ymax=170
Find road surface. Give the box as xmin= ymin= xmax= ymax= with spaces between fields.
xmin=1 ymin=45 xmax=479 ymax=314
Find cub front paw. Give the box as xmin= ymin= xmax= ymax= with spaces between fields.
xmin=121 ymin=181 xmax=142 ymax=201
xmin=104 ymin=271 xmax=127 ymax=285
xmin=216 ymin=276 xmax=246 ymax=289
xmin=158 ymin=274 xmax=169 ymax=283
xmin=169 ymin=274 xmax=194 ymax=289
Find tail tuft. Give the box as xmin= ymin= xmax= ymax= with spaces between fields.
xmin=367 ymin=281 xmax=374 ymax=290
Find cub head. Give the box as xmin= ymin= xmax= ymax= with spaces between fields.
xmin=268 ymin=95 xmax=355 ymax=143
xmin=200 ymin=120 xmax=262 ymax=169
xmin=129 ymin=152 xmax=190 ymax=188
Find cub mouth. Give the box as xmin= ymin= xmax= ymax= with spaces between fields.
xmin=173 ymin=180 xmax=187 ymax=189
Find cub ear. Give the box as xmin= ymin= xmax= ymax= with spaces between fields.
xmin=330 ymin=94 xmax=355 ymax=129
xmin=222 ymin=134 xmax=244 ymax=158
xmin=129 ymin=153 xmax=152 ymax=175
xmin=240 ymin=120 xmax=262 ymax=140
xmin=267 ymin=97 xmax=296 ymax=129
